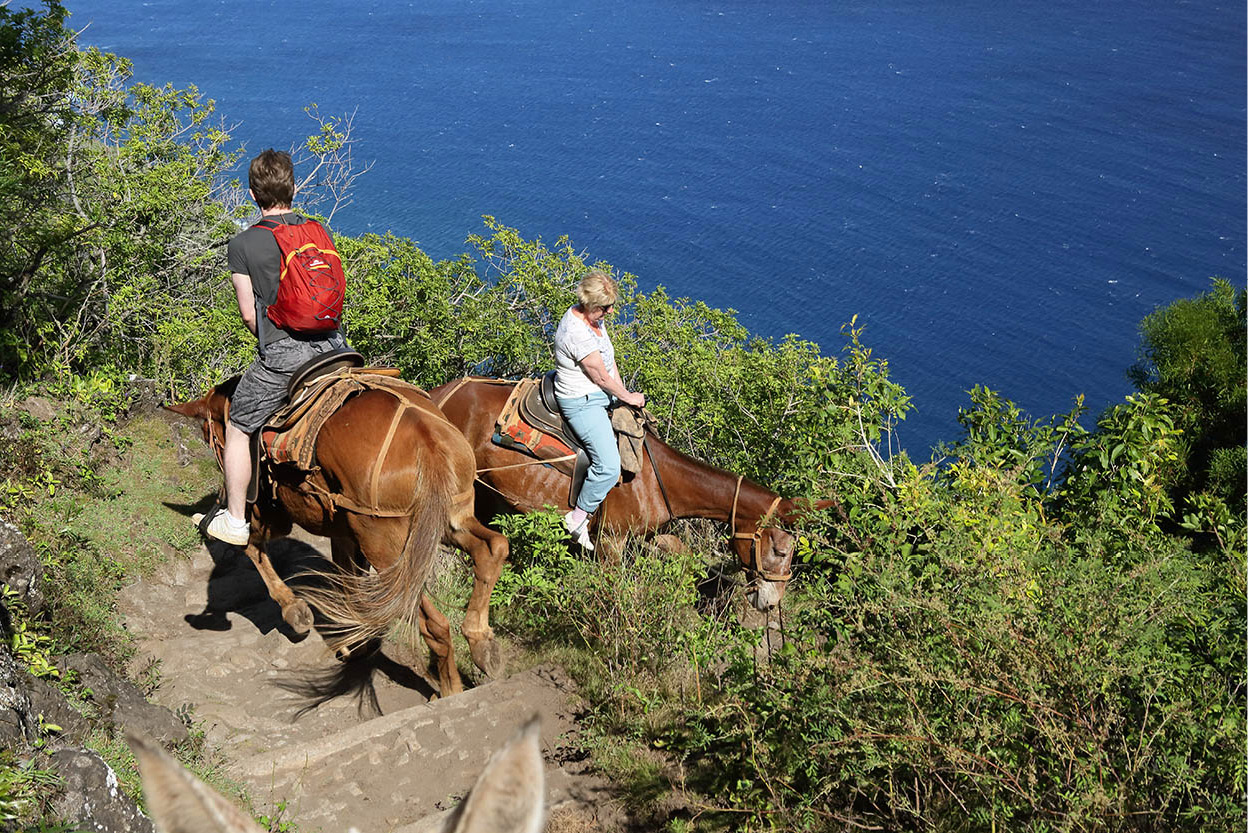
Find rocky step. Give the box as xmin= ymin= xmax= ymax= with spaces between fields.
xmin=229 ymin=665 xmax=580 ymax=833
xmin=120 ymin=532 xmax=618 ymax=831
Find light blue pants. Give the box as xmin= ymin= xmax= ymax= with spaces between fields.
xmin=557 ymin=391 xmax=620 ymax=514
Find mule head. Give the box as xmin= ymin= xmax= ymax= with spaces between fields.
xmin=733 ymin=526 xmax=793 ymax=611
xmin=739 ymin=497 xmax=836 ymax=610
xmin=731 ymin=500 xmax=797 ymax=612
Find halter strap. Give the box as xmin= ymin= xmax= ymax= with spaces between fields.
xmin=729 ymin=475 xmax=789 ymax=581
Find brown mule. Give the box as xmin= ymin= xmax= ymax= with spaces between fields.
xmin=167 ymin=376 xmax=511 ymax=695
xmin=432 ymin=378 xmax=828 ymax=611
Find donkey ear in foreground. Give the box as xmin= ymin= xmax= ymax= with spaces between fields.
xmin=445 ymin=714 xmax=546 ymax=833
xmin=127 ymin=715 xmax=546 ymax=833
xmin=126 ymin=731 xmax=262 ymax=833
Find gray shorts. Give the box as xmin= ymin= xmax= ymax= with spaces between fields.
xmin=229 ymin=333 xmax=348 ymax=433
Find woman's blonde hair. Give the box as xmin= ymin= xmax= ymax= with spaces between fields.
xmin=577 ymin=269 xmax=618 ymax=313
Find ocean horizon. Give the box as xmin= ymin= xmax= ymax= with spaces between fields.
xmin=65 ymin=0 xmax=1247 ymax=454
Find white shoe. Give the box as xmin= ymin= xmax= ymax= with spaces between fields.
xmin=564 ymin=511 xmax=594 ymax=552
xmin=192 ymin=510 xmax=250 ymax=546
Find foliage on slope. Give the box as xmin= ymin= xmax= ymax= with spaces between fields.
xmin=2 ymin=3 xmax=1243 ymax=831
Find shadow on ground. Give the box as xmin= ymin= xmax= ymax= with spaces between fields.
xmin=164 ymin=496 xmax=441 ymax=714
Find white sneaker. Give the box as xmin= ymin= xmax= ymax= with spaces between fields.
xmin=564 ymin=511 xmax=594 ymax=552
xmin=192 ymin=510 xmax=250 ymax=546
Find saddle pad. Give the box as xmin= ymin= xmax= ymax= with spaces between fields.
xmin=495 ymin=382 xmax=577 ymax=476
xmin=261 ymin=379 xmax=357 ymax=470
xmin=260 ymin=367 xmax=427 ymax=472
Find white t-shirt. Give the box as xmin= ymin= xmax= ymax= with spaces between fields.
xmin=554 ymin=306 xmax=616 ymax=399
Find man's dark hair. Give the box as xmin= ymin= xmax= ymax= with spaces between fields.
xmin=249 ymin=149 xmax=295 ymax=209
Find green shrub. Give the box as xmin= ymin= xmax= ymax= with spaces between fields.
xmin=670 ymin=514 xmax=1243 ymax=831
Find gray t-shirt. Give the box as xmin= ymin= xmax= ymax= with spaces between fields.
xmin=554 ymin=306 xmax=616 ymax=399
xmin=227 ymin=212 xmax=335 ymax=347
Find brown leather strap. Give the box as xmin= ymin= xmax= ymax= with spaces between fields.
xmin=370 ymin=399 xmax=411 ymax=508
xmin=475 ymin=453 xmax=577 ymax=474
xmin=431 ymin=375 xmax=514 ymax=409
xmin=729 ymin=474 xmax=744 ymax=534
xmin=729 ymin=476 xmax=790 ymax=582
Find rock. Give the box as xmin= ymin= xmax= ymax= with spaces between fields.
xmin=47 ymin=747 xmax=153 ymax=833
xmin=0 ymin=644 xmax=36 ymax=749
xmin=21 ymin=670 xmax=89 ymax=744
xmin=59 ymin=653 xmax=189 ymax=747
xmin=122 ymin=377 xmax=163 ymax=419
xmin=18 ymin=396 xmax=57 ymax=423
xmin=0 ymin=517 xmax=46 ymax=617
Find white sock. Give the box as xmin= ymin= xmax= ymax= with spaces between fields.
xmin=225 ymin=511 xmax=249 ymax=529
xmin=566 ymin=507 xmax=588 ymax=529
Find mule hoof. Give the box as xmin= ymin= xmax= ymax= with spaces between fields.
xmin=335 ymin=637 xmax=382 ymax=663
xmin=282 ymin=600 xmax=315 ymax=634
xmin=470 ymin=639 xmax=506 ymax=679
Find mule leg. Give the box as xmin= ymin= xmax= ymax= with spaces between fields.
xmin=330 ymin=536 xmax=370 ymax=576
xmin=243 ymin=540 xmax=315 ymax=634
xmin=449 ymin=518 xmax=511 ymax=679
xmin=418 ymin=594 xmax=463 ymax=697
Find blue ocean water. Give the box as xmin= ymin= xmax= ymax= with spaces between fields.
xmin=65 ymin=0 xmax=1246 ymax=454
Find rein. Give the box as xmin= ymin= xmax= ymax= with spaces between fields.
xmin=643 ymin=434 xmax=675 ymax=523
xmin=431 ymin=375 xmax=513 ymax=410
xmin=729 ymin=474 xmax=790 ymax=582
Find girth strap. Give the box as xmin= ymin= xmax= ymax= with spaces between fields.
xmin=644 ymin=435 xmax=674 ymax=523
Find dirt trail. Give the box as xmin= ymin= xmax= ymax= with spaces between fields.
xmin=118 ymin=526 xmax=625 ymax=832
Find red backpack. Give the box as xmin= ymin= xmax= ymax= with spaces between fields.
xmin=254 ymin=217 xmax=345 ymax=332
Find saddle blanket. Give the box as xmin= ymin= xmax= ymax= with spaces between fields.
xmin=259 ymin=367 xmax=416 ymax=472
xmin=495 ymin=379 xmax=578 ymax=476
xmin=493 ymin=377 xmax=656 ymax=478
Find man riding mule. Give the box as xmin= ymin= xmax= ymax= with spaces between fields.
xmin=202 ymin=148 xmax=350 ymax=546
xmin=169 ymin=369 xmax=512 ymax=695
xmin=172 ymin=149 xmax=511 ymax=695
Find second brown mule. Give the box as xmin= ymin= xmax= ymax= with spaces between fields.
xmin=433 ymin=377 xmax=825 ymax=611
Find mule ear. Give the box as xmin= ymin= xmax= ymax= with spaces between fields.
xmin=126 ymin=731 xmax=262 ymax=833
xmin=448 ymin=714 xmax=545 ymax=833
xmin=163 ymin=396 xmax=208 ymax=420
xmin=777 ymin=497 xmax=835 ymax=525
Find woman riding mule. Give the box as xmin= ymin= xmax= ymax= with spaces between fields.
xmin=432 ymin=377 xmax=830 ymax=612
xmin=553 ymin=270 xmax=646 ymax=550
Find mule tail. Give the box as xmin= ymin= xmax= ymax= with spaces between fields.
xmin=300 ymin=489 xmax=449 ymax=655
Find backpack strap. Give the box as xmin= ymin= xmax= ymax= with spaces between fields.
xmin=248 ymin=216 xmax=287 ymax=354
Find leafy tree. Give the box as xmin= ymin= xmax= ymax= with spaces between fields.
xmin=0 ymin=0 xmax=82 ymax=364
xmin=1128 ymin=278 xmax=1246 ymax=512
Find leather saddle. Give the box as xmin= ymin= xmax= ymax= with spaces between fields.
xmin=517 ymin=371 xmax=593 ymax=507
xmin=246 ymin=348 xmax=365 ymax=502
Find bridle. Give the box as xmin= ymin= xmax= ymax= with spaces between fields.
xmin=729 ymin=475 xmax=791 ymax=583
xmin=204 ymin=399 xmax=228 ymax=471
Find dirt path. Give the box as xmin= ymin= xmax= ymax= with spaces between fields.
xmin=118 ymin=526 xmax=626 ymax=832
